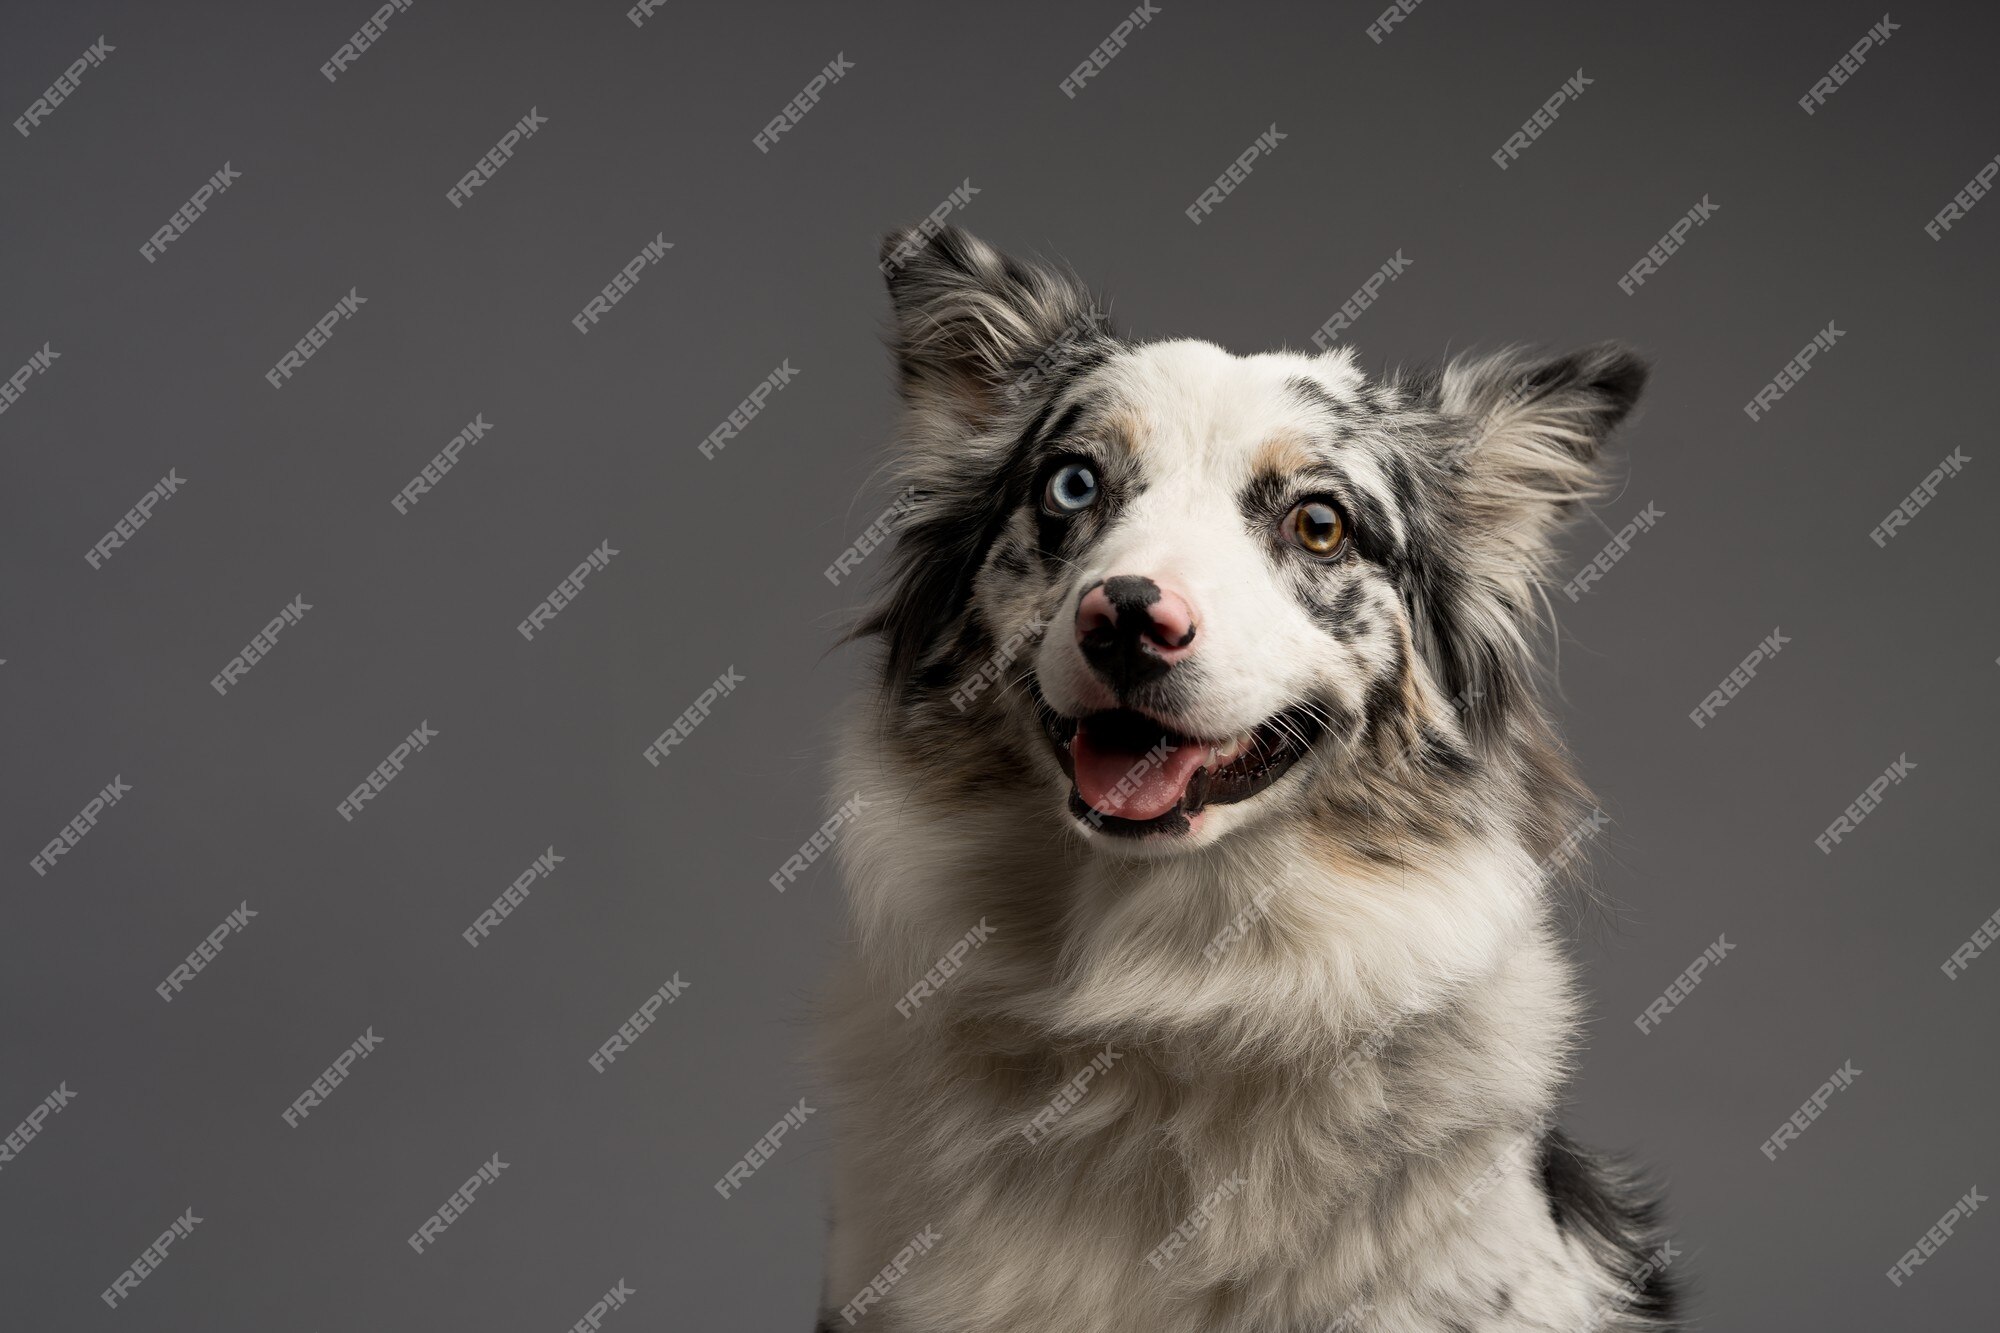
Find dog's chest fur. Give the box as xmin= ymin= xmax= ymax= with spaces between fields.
xmin=818 ymin=746 xmax=1645 ymax=1333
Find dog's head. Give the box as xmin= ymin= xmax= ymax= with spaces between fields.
xmin=860 ymin=227 xmax=1644 ymax=862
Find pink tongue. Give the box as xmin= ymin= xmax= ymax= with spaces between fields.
xmin=1071 ymin=731 xmax=1213 ymax=821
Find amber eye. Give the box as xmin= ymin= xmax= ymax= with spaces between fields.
xmin=1287 ymin=501 xmax=1346 ymax=557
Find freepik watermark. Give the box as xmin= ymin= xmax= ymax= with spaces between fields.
xmin=839 ymin=1224 xmax=944 ymax=1325
xmin=1941 ymin=903 xmax=2000 ymax=980
xmin=753 ymin=53 xmax=854 ymax=152
xmin=1524 ymin=807 xmax=1610 ymax=905
xmin=1887 ymin=1186 xmax=1984 ymax=1286
xmin=447 ymin=107 xmax=548 ymax=207
xmin=1366 ymin=0 xmax=1427 ymax=44
xmin=1185 ymin=124 xmax=1286 ymax=225
xmin=101 ymin=1210 xmax=200 ymax=1309
xmin=1759 ymin=1059 xmax=1862 ymax=1159
xmin=462 ymin=847 xmax=563 ymax=947
xmin=1560 ymin=503 xmax=1664 ymax=601
xmin=563 ymin=1280 xmax=639 ymax=1332
xmin=407 ymin=1153 xmax=509 ymax=1253
xmin=156 ymin=902 xmax=257 ymax=1002
xmin=880 ymin=182 xmax=981 ymax=275
xmin=951 ymin=617 xmax=1049 ymax=711
xmin=1815 ymin=754 xmax=1915 ymax=854
xmin=1083 ymin=740 xmax=1178 ymax=827
xmin=1006 ymin=310 xmax=1106 ymax=404
xmin=1689 ymin=628 xmax=1789 ymax=728
xmin=211 ymin=595 xmax=312 ymax=695
xmin=1059 ymin=2 xmax=1161 ymax=98
xmin=139 ymin=161 xmax=241 ymax=263
xmin=1633 ymin=935 xmax=1735 ymax=1034
xmin=1202 ymin=886 xmax=1278 ymax=963
xmin=1319 ymin=1297 xmax=1376 ymax=1332
xmin=1798 ymin=14 xmax=1900 ymax=115
xmin=335 ymin=721 xmax=439 ymax=821
xmin=1491 ymin=70 xmax=1593 ymax=169
xmin=1578 ymin=1241 xmax=1682 ymax=1333
xmin=1449 ymin=791 xmax=1597 ymax=922
xmin=13 ymin=36 xmax=114 ymax=137
xmin=627 ymin=0 xmax=668 ymax=27
xmin=587 ymin=973 xmax=690 ymax=1072
xmin=896 ymin=918 xmax=997 ymax=1017
xmin=322 ymin=0 xmax=417 ymax=82
xmin=282 ymin=1027 xmax=384 ymax=1127
xmin=1020 ymin=1046 xmax=1123 ymax=1144
xmin=1456 ymin=1113 xmax=1554 ymax=1214
xmin=1309 ymin=250 xmax=1413 ymax=350
xmin=1331 ymin=1008 xmax=1418 ymax=1086
xmin=769 ymin=793 xmax=867 ymax=891
xmin=825 ymin=486 xmax=919 ymax=585
xmin=0 ymin=341 xmax=61 ymax=417
xmin=393 ymin=413 xmax=492 ymax=513
xmin=1926 ymin=152 xmax=1999 ymax=240
xmin=85 ymin=468 xmax=184 ymax=568
xmin=518 ymin=541 xmax=618 ymax=640
xmin=1380 ymin=684 xmax=1484 ymax=780
xmin=1870 ymin=447 xmax=1970 ymax=547
xmin=265 ymin=288 xmax=367 ymax=388
xmin=699 ymin=360 xmax=800 ymax=458
xmin=1145 ymin=1173 xmax=1251 ymax=1270
xmin=0 ymin=1083 xmax=78 ymax=1174
xmin=1549 ymin=809 xmax=1609 ymax=873
xmin=29 ymin=775 xmax=132 ymax=877
xmin=1618 ymin=196 xmax=1718 ymax=294
xmin=642 ymin=666 xmax=746 ymax=765
xmin=571 ymin=233 xmax=673 ymax=333
xmin=714 ymin=1098 xmax=815 ymax=1197
xmin=1742 ymin=322 xmax=1843 ymax=421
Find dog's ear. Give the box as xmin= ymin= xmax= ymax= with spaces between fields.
xmin=1406 ymin=345 xmax=1646 ymax=746
xmin=879 ymin=224 xmax=1111 ymax=426
xmin=856 ymin=228 xmax=1114 ymax=693
xmin=1437 ymin=343 xmax=1647 ymax=573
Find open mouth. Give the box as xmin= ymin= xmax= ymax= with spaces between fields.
xmin=1032 ymin=689 xmax=1324 ymax=838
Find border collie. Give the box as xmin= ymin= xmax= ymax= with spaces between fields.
xmin=816 ymin=226 xmax=1680 ymax=1333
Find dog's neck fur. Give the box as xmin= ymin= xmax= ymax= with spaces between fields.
xmin=820 ymin=709 xmax=1632 ymax=1333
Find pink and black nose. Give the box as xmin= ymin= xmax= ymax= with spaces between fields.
xmin=1076 ymin=576 xmax=1198 ymax=691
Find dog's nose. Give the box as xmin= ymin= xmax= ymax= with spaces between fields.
xmin=1076 ymin=576 xmax=1197 ymax=689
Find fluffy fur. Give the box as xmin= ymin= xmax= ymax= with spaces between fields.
xmin=815 ymin=226 xmax=1679 ymax=1332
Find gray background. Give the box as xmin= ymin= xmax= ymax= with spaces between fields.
xmin=3 ymin=1 xmax=1995 ymax=1328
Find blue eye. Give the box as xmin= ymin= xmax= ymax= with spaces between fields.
xmin=1042 ymin=461 xmax=1099 ymax=514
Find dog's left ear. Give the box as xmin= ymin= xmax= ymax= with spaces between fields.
xmin=879 ymin=224 xmax=1111 ymax=427
xmin=1435 ymin=343 xmax=1648 ymax=570
xmin=1407 ymin=345 xmax=1647 ymax=744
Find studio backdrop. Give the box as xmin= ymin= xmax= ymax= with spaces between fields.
xmin=3 ymin=1 xmax=1995 ymax=1329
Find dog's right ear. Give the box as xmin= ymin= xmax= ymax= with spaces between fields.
xmin=856 ymin=228 xmax=1111 ymax=692
xmin=879 ymin=225 xmax=1112 ymax=426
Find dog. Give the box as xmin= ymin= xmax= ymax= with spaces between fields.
xmin=816 ymin=225 xmax=1680 ymax=1332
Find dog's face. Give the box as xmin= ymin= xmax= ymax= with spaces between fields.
xmin=1006 ymin=340 xmax=1422 ymax=848
xmin=863 ymin=228 xmax=1643 ymax=860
